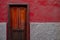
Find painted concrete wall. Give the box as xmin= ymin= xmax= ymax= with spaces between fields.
xmin=0 ymin=0 xmax=60 ymax=22
xmin=0 ymin=22 xmax=60 ymax=40
xmin=30 ymin=22 xmax=60 ymax=40
xmin=0 ymin=23 xmax=6 ymax=40
xmin=0 ymin=0 xmax=60 ymax=40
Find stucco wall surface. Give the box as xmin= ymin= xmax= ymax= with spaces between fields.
xmin=0 ymin=0 xmax=60 ymax=22
xmin=0 ymin=0 xmax=60 ymax=40
xmin=0 ymin=22 xmax=60 ymax=40
xmin=30 ymin=22 xmax=60 ymax=40
xmin=0 ymin=23 xmax=6 ymax=40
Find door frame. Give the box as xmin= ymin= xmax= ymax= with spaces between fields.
xmin=7 ymin=3 xmax=30 ymax=40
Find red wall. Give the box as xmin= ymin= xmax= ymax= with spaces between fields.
xmin=0 ymin=0 xmax=60 ymax=22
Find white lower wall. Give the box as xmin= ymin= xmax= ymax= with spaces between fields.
xmin=0 ymin=22 xmax=60 ymax=40
xmin=30 ymin=22 xmax=60 ymax=40
xmin=0 ymin=22 xmax=6 ymax=40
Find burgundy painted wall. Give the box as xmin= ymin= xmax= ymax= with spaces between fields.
xmin=0 ymin=0 xmax=60 ymax=22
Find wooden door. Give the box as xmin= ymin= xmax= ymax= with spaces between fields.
xmin=8 ymin=5 xmax=29 ymax=40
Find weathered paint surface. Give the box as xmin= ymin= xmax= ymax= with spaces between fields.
xmin=30 ymin=22 xmax=60 ymax=40
xmin=0 ymin=0 xmax=60 ymax=22
xmin=0 ymin=0 xmax=60 ymax=40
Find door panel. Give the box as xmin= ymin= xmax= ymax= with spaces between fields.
xmin=12 ymin=31 xmax=19 ymax=40
xmin=8 ymin=5 xmax=29 ymax=40
xmin=10 ymin=7 xmax=18 ymax=29
xmin=19 ymin=7 xmax=26 ymax=29
xmin=10 ymin=7 xmax=19 ymax=40
xmin=9 ymin=7 xmax=27 ymax=40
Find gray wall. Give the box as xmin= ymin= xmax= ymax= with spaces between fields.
xmin=0 ymin=23 xmax=6 ymax=40
xmin=30 ymin=22 xmax=60 ymax=40
xmin=0 ymin=22 xmax=60 ymax=40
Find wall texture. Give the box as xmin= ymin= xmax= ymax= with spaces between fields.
xmin=0 ymin=22 xmax=60 ymax=40
xmin=0 ymin=0 xmax=60 ymax=22
xmin=30 ymin=22 xmax=60 ymax=40
xmin=0 ymin=0 xmax=60 ymax=40
xmin=0 ymin=23 xmax=6 ymax=40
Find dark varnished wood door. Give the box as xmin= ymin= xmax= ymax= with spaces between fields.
xmin=8 ymin=5 xmax=29 ymax=40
